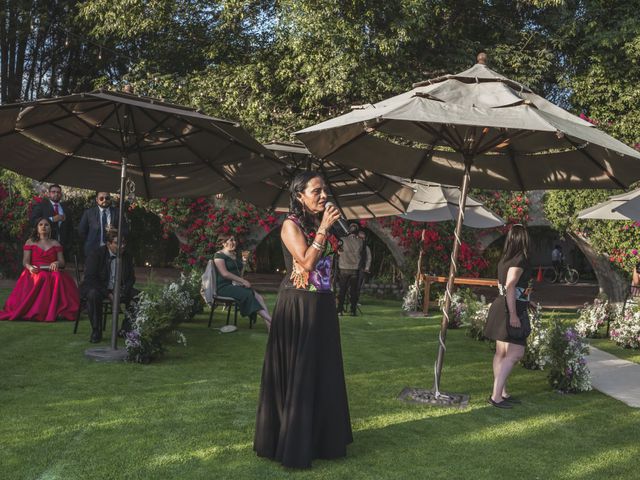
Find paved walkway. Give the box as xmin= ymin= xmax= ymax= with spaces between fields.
xmin=586 ymin=347 xmax=640 ymax=408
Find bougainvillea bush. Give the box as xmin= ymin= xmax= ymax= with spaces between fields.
xmin=471 ymin=190 xmax=530 ymax=225
xmin=0 ymin=183 xmax=35 ymax=278
xmin=146 ymin=196 xmax=282 ymax=271
xmin=377 ymin=218 xmax=490 ymax=282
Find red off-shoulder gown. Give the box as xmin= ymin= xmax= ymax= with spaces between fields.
xmin=0 ymin=245 xmax=80 ymax=322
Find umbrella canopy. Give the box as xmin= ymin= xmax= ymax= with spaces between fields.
xmin=0 ymin=89 xmax=280 ymax=355
xmin=296 ymin=58 xmax=640 ymax=191
xmin=400 ymin=180 xmax=504 ymax=228
xmin=577 ymin=188 xmax=640 ymax=221
xmin=0 ymin=89 xmax=281 ymax=198
xmin=231 ymin=140 xmax=415 ymax=219
xmin=295 ymin=53 xmax=640 ymax=402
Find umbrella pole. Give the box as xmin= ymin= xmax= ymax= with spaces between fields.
xmin=433 ymin=159 xmax=472 ymax=395
xmin=398 ymin=160 xmax=472 ymax=407
xmin=110 ymin=156 xmax=128 ymax=350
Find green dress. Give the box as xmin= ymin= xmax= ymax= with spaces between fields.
xmin=214 ymin=252 xmax=262 ymax=317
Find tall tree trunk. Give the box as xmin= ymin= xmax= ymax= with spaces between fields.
xmin=569 ymin=232 xmax=628 ymax=303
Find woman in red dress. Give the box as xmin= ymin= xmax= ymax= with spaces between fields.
xmin=0 ymin=218 xmax=80 ymax=322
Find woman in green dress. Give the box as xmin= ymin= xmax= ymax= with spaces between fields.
xmin=213 ymin=234 xmax=272 ymax=330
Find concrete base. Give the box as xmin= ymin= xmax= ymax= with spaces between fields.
xmin=398 ymin=387 xmax=469 ymax=408
xmin=84 ymin=347 xmax=128 ymax=362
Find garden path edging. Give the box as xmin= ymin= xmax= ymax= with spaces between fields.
xmin=586 ymin=346 xmax=640 ymax=408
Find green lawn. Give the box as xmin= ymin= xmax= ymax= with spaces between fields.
xmin=1 ymin=290 xmax=639 ymax=480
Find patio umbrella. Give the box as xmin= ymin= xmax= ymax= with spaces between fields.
xmin=577 ymin=188 xmax=640 ymax=220
xmin=400 ymin=180 xmax=504 ymax=228
xmin=296 ymin=53 xmax=640 ymax=404
xmin=0 ymin=89 xmax=281 ymax=358
xmin=230 ymin=140 xmax=415 ymax=219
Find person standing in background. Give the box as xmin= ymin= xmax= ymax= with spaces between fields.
xmin=30 ymin=184 xmax=74 ymax=259
xmin=78 ymin=192 xmax=128 ymax=257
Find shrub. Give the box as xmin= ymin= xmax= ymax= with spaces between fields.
xmin=609 ymin=304 xmax=640 ymax=349
xmin=575 ymin=296 xmax=617 ymax=338
xmin=467 ymin=302 xmax=490 ymax=341
xmin=125 ymin=280 xmax=193 ymax=363
xmin=521 ymin=303 xmax=547 ymax=370
xmin=437 ymin=287 xmax=486 ymax=330
xmin=546 ymin=319 xmax=592 ymax=393
xmin=402 ymin=278 xmax=424 ymax=311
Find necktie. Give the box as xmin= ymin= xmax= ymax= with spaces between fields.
xmin=53 ymin=203 xmax=59 ymax=215
xmin=101 ymin=209 xmax=108 ymax=244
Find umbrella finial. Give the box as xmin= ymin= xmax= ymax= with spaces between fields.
xmin=476 ymin=52 xmax=487 ymax=65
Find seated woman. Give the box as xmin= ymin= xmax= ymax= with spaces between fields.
xmin=213 ymin=234 xmax=271 ymax=330
xmin=0 ymin=217 xmax=80 ymax=322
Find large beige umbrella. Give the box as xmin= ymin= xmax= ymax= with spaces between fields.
xmin=0 ymin=90 xmax=281 ymax=358
xmin=296 ymin=53 xmax=640 ymax=404
xmin=231 ymin=141 xmax=415 ymax=219
xmin=400 ymin=180 xmax=504 ymax=228
xmin=578 ymin=189 xmax=640 ymax=220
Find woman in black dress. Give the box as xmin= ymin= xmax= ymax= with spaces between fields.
xmin=254 ymin=172 xmax=353 ymax=468
xmin=484 ymin=224 xmax=532 ymax=409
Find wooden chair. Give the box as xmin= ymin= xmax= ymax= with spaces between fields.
xmin=72 ymin=253 xmax=121 ymax=334
xmin=201 ymin=260 xmax=243 ymax=328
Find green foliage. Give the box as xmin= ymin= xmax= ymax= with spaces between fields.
xmin=521 ymin=303 xmax=547 ymax=370
xmin=546 ymin=318 xmax=592 ymax=393
xmin=544 ymin=189 xmax=640 ymax=274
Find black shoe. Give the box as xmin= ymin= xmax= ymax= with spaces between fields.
xmin=488 ymin=397 xmax=513 ymax=409
xmin=90 ymin=330 xmax=102 ymax=343
xmin=350 ymin=310 xmax=357 ymax=317
xmin=502 ymin=395 xmax=522 ymax=404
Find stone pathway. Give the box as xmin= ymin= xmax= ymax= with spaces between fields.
xmin=586 ymin=346 xmax=640 ymax=408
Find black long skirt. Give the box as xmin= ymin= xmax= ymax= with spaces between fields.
xmin=254 ymin=287 xmax=353 ymax=469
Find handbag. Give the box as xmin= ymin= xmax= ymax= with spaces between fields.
xmin=505 ymin=304 xmax=531 ymax=340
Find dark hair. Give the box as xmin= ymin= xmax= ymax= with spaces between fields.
xmin=289 ymin=171 xmax=324 ymax=235
xmin=501 ymin=224 xmax=530 ymax=262
xmin=217 ymin=233 xmax=235 ymax=248
xmin=30 ymin=217 xmax=52 ymax=242
xmin=106 ymin=229 xmax=124 ymax=244
xmin=48 ymin=184 xmax=62 ymax=192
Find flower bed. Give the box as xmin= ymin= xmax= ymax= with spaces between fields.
xmin=521 ymin=303 xmax=547 ymax=370
xmin=575 ymin=297 xmax=618 ymax=338
xmin=610 ymin=304 xmax=640 ymax=349
xmin=546 ymin=320 xmax=592 ymax=393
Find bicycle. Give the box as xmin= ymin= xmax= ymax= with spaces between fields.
xmin=543 ymin=264 xmax=579 ymax=284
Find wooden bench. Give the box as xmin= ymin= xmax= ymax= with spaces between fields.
xmin=421 ymin=275 xmax=499 ymax=314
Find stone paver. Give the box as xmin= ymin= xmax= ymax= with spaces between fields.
xmin=586 ymin=346 xmax=640 ymax=408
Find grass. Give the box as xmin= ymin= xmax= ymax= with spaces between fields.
xmin=1 ymin=289 xmax=639 ymax=479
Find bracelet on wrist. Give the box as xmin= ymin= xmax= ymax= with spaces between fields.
xmin=316 ymin=229 xmax=327 ymax=236
xmin=311 ymin=241 xmax=324 ymax=251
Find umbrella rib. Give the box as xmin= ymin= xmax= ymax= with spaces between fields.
xmin=127 ymin=109 xmax=151 ymax=198
xmin=563 ymin=136 xmax=627 ymax=189
xmin=135 ymin=108 xmax=243 ymax=191
xmin=0 ymin=101 xmax=112 ymax=140
xmin=330 ymin=161 xmax=407 ymax=215
xmin=39 ymin=105 xmax=121 ymax=182
xmin=415 ymin=121 xmax=460 ymax=150
xmin=507 ymin=147 xmax=526 ymax=191
xmin=56 ymin=103 xmax=123 ymax=151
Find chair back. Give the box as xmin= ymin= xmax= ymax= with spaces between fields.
xmin=73 ymin=254 xmax=82 ymax=287
xmin=201 ymin=259 xmax=218 ymax=306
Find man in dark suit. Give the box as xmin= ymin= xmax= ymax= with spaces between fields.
xmin=30 ymin=184 xmax=74 ymax=257
xmin=80 ymin=229 xmax=138 ymax=343
xmin=78 ymin=191 xmax=129 ymax=258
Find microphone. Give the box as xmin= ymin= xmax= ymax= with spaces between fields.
xmin=325 ymin=201 xmax=351 ymax=237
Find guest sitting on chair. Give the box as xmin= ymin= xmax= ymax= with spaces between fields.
xmin=213 ymin=234 xmax=271 ymax=330
xmin=0 ymin=218 xmax=80 ymax=322
xmin=80 ymin=229 xmax=138 ymax=343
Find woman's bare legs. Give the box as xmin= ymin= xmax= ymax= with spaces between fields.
xmin=491 ymin=340 xmax=525 ymax=402
xmin=254 ymin=292 xmax=272 ymax=330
